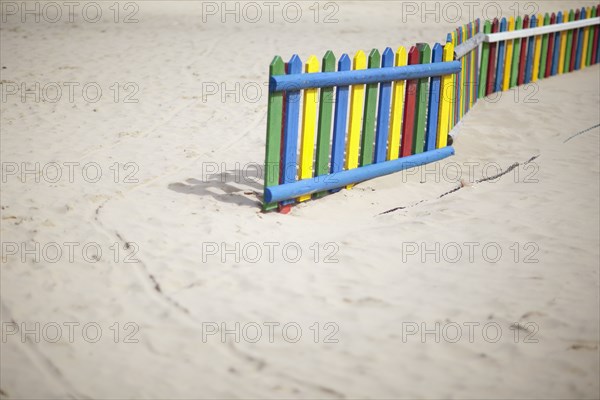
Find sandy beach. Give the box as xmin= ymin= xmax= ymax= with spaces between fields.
xmin=1 ymin=1 xmax=599 ymax=398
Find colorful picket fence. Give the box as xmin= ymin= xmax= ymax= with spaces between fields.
xmin=474 ymin=5 xmax=600 ymax=103
xmin=262 ymin=5 xmax=600 ymax=212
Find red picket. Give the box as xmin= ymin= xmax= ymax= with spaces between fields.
xmin=486 ymin=18 xmax=499 ymax=95
xmin=518 ymin=15 xmax=530 ymax=85
xmin=545 ymin=13 xmax=556 ymax=77
xmin=400 ymin=46 xmax=420 ymax=158
xmin=570 ymin=9 xmax=581 ymax=71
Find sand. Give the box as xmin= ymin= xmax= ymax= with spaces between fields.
xmin=1 ymin=1 xmax=599 ymax=399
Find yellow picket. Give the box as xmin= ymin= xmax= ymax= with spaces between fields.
xmin=581 ymin=8 xmax=590 ymax=69
xmin=503 ymin=17 xmax=515 ymax=91
xmin=387 ymin=46 xmax=407 ymax=160
xmin=298 ymin=55 xmax=319 ymax=202
xmin=469 ymin=25 xmax=476 ymax=109
xmin=437 ymin=42 xmax=454 ymax=148
xmin=345 ymin=50 xmax=367 ymax=189
xmin=558 ymin=11 xmax=569 ymax=74
xmin=460 ymin=26 xmax=466 ymax=118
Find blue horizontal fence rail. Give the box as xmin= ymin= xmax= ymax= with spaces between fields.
xmin=265 ymin=146 xmax=455 ymax=203
xmin=270 ymin=61 xmax=461 ymax=91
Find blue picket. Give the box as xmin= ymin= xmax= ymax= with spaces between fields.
xmin=552 ymin=12 xmax=563 ymax=75
xmin=330 ymin=54 xmax=351 ymax=193
xmin=575 ymin=8 xmax=586 ymax=70
xmin=425 ymin=43 xmax=443 ymax=152
xmin=374 ymin=48 xmax=394 ymax=163
xmin=474 ymin=19 xmax=480 ymax=104
xmin=465 ymin=23 xmax=471 ymax=114
xmin=525 ymin=15 xmax=537 ymax=84
xmin=281 ymin=55 xmax=302 ymax=205
xmin=495 ymin=17 xmax=507 ymax=92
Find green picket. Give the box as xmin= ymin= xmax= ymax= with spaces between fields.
xmin=413 ymin=43 xmax=431 ymax=154
xmin=360 ymin=49 xmax=381 ymax=166
xmin=263 ymin=56 xmax=285 ymax=211
xmin=314 ymin=50 xmax=336 ymax=199
xmin=478 ymin=21 xmax=492 ymax=98
xmin=586 ymin=7 xmax=596 ymax=66
xmin=539 ymin=13 xmax=550 ymax=79
xmin=565 ymin=10 xmax=574 ymax=73
xmin=510 ymin=16 xmax=523 ymax=88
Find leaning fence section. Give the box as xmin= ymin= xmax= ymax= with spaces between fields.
xmin=263 ymin=43 xmax=459 ymax=212
xmin=262 ymin=5 xmax=600 ymax=212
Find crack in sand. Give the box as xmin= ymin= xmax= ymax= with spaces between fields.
xmin=379 ymin=154 xmax=541 ymax=215
xmin=563 ymin=123 xmax=600 ymax=143
xmin=0 ymin=303 xmax=88 ymax=399
xmin=93 ymin=202 xmax=190 ymax=315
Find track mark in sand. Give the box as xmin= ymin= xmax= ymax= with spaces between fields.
xmin=283 ymin=376 xmax=346 ymax=399
xmin=227 ymin=342 xmax=267 ymax=371
xmin=227 ymin=342 xmax=345 ymax=399
xmin=94 ymin=202 xmax=191 ymax=316
xmin=378 ymin=155 xmax=540 ymax=216
xmin=563 ymin=123 xmax=600 ymax=143
xmin=1 ymin=303 xmax=88 ymax=399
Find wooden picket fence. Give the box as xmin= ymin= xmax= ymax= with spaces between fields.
xmin=262 ymin=5 xmax=600 ymax=213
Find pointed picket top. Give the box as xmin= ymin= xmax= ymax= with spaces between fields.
xmin=446 ymin=33 xmax=452 ymax=43
xmin=270 ymin=55 xmax=285 ymax=72
xmin=523 ymin=14 xmax=529 ymax=26
xmin=408 ymin=45 xmax=420 ymax=62
xmin=354 ymin=50 xmax=367 ymax=70
xmin=339 ymin=53 xmax=351 ymax=70
xmin=418 ymin=43 xmax=431 ymax=60
xmin=368 ymin=48 xmax=381 ymax=67
xmin=544 ymin=12 xmax=550 ymax=24
xmin=484 ymin=20 xmax=491 ymax=31
xmin=395 ymin=46 xmax=407 ymax=66
xmin=530 ymin=14 xmax=536 ymax=26
xmin=382 ymin=47 xmax=394 ymax=65
xmin=305 ymin=55 xmax=319 ymax=73
xmin=322 ymin=50 xmax=336 ymax=70
xmin=516 ymin=15 xmax=522 ymax=27
xmin=288 ymin=54 xmax=302 ymax=74
xmin=500 ymin=17 xmax=507 ymax=29
xmin=557 ymin=11 xmax=562 ymax=21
